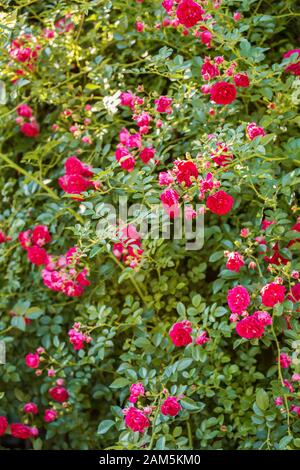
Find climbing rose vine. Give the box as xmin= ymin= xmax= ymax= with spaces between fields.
xmin=0 ymin=0 xmax=300 ymax=452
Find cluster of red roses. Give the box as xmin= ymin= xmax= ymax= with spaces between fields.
xmin=113 ymin=224 xmax=144 ymax=268
xmin=200 ymin=55 xmax=250 ymax=105
xmin=0 ymin=353 xmax=71 ymax=441
xmin=58 ymin=155 xmax=95 ymax=196
xmin=159 ymin=158 xmax=234 ymax=218
xmin=68 ymin=322 xmax=92 ymax=351
xmin=123 ymin=382 xmax=182 ymax=433
xmin=9 ymin=16 xmax=74 ymax=84
xmin=15 ymin=103 xmax=40 ymax=138
xmin=116 ymin=90 xmax=172 ymax=172
xmin=18 ymin=225 xmax=90 ymax=297
xmin=52 ymin=104 xmax=94 ymax=147
xmin=169 ymin=320 xmax=209 ymax=346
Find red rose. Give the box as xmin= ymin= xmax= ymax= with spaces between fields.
xmin=31 ymin=225 xmax=51 ymax=247
xmin=206 ymin=190 xmax=234 ymax=215
xmin=17 ymin=104 xmax=33 ymax=118
xmin=27 ymin=246 xmax=48 ymax=265
xmin=0 ymin=416 xmax=8 ymax=436
xmin=236 ymin=315 xmax=265 ymax=339
xmin=174 ymin=160 xmax=198 ymax=187
xmin=49 ymin=386 xmax=69 ymax=403
xmin=176 ymin=0 xmax=204 ymax=28
xmin=11 ymin=423 xmax=33 ymax=439
xmin=64 ymin=156 xmax=93 ymax=177
xmin=169 ymin=320 xmax=193 ymax=347
xmin=139 ymin=147 xmax=155 ymax=164
xmin=233 ymin=73 xmax=250 ymax=87
xmin=161 ymin=396 xmax=182 ymax=416
xmin=261 ymin=282 xmax=286 ymax=307
xmin=227 ymin=285 xmax=251 ymax=314
xmin=20 ymin=121 xmax=40 ymax=137
xmin=210 ymin=81 xmax=237 ymax=105
xmin=124 ymin=407 xmax=150 ymax=433
xmin=58 ymin=174 xmax=93 ymax=194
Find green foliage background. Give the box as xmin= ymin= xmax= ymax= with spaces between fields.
xmin=0 ymin=0 xmax=300 ymax=450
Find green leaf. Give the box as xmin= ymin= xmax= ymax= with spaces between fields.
xmin=256 ymin=388 xmax=269 ymax=411
xmin=176 ymin=302 xmax=186 ymax=316
xmin=110 ymin=378 xmax=130 ymax=389
xmin=97 ymin=420 xmax=115 ymax=435
xmin=181 ymin=398 xmax=203 ymax=411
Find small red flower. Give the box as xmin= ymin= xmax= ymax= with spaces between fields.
xmin=11 ymin=423 xmax=33 ymax=440
xmin=49 ymin=386 xmax=69 ymax=403
xmin=161 ymin=396 xmax=182 ymax=416
xmin=176 ymin=0 xmax=204 ymax=28
xmin=27 ymin=246 xmax=49 ymax=265
xmin=169 ymin=320 xmax=193 ymax=347
xmin=233 ymin=73 xmax=250 ymax=87
xmin=20 ymin=121 xmax=40 ymax=137
xmin=206 ymin=190 xmax=234 ymax=215
xmin=210 ymin=81 xmax=237 ymax=105
xmin=0 ymin=416 xmax=8 ymax=436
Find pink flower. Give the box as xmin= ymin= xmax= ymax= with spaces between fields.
xmin=31 ymin=225 xmax=51 ymax=247
xmin=274 ymin=397 xmax=283 ymax=406
xmin=162 ymin=0 xmax=174 ymax=13
xmin=58 ymin=174 xmax=93 ymax=194
xmin=283 ymin=49 xmax=300 ymax=76
xmin=0 ymin=416 xmax=8 ymax=436
xmin=227 ymin=285 xmax=251 ymax=314
xmin=68 ymin=326 xmax=90 ymax=351
xmin=23 ymin=402 xmax=38 ymax=415
xmin=261 ymin=282 xmax=286 ymax=307
xmin=136 ymin=21 xmax=145 ymax=32
xmin=11 ymin=423 xmax=33 ymax=440
xmin=292 ymin=374 xmax=300 ymax=382
xmin=49 ymin=386 xmax=69 ymax=403
xmin=17 ymin=104 xmax=33 ymax=118
xmin=120 ymin=91 xmax=138 ymax=109
xmin=27 ymin=246 xmax=49 ymax=265
xmin=278 ymin=353 xmax=292 ymax=369
xmin=158 ymin=172 xmax=174 ymax=186
xmin=195 ymin=331 xmax=209 ymax=345
xmin=160 ymin=188 xmax=180 ymax=218
xmin=44 ymin=409 xmax=58 ymax=423
xmin=161 ymin=396 xmax=182 ymax=416
xmin=199 ymin=29 xmax=213 ymax=48
xmin=210 ymin=81 xmax=237 ymax=105
xmin=283 ymin=380 xmax=294 ymax=393
xmin=234 ymin=73 xmax=250 ymax=87
xmin=206 ymin=190 xmax=234 ymax=216
xmin=225 ymin=252 xmax=245 ymax=272
xmin=233 ymin=12 xmax=242 ymax=21
xmin=240 ymin=228 xmax=249 ymax=238
xmin=20 ymin=121 xmax=40 ymax=137
xmin=129 ymin=383 xmax=145 ymax=403
xmin=169 ymin=320 xmax=193 ymax=347
xmin=176 ymin=0 xmax=204 ymax=28
xmin=252 ymin=310 xmax=272 ymax=326
xmin=174 ymin=160 xmax=198 ymax=187
xmin=124 ymin=407 xmax=150 ymax=433
xmin=154 ymin=96 xmax=173 ymax=114
xmin=246 ymin=122 xmax=266 ymax=140
xmin=236 ymin=315 xmax=265 ymax=339
xmin=65 ymin=156 xmax=93 ymax=177
xmin=25 ymin=353 xmax=40 ymax=369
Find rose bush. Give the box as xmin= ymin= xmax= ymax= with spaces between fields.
xmin=0 ymin=0 xmax=300 ymax=451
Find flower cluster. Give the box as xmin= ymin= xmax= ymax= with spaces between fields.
xmin=123 ymin=383 xmax=182 ymax=433
xmin=68 ymin=322 xmax=92 ymax=351
xmin=16 ymin=103 xmax=40 ymax=137
xmin=113 ymin=224 xmax=144 ymax=268
xmin=169 ymin=320 xmax=209 ymax=347
xmin=58 ymin=156 xmax=95 ymax=196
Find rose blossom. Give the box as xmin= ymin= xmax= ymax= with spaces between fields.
xmin=233 ymin=73 xmax=250 ymax=87
xmin=169 ymin=320 xmax=193 ymax=347
xmin=210 ymin=81 xmax=237 ymax=105
xmin=206 ymin=190 xmax=234 ymax=216
xmin=123 ymin=407 xmax=150 ymax=433
xmin=246 ymin=122 xmax=266 ymax=140
xmin=10 ymin=423 xmax=33 ymax=439
xmin=176 ymin=0 xmax=204 ymax=28
xmin=27 ymin=246 xmax=49 ymax=265
xmin=283 ymin=49 xmax=300 ymax=76
xmin=17 ymin=104 xmax=33 ymax=118
xmin=154 ymin=96 xmax=173 ymax=114
xmin=129 ymin=383 xmax=145 ymax=403
xmin=20 ymin=121 xmax=40 ymax=137
xmin=161 ymin=396 xmax=182 ymax=416
xmin=236 ymin=315 xmax=265 ymax=339
xmin=261 ymin=282 xmax=286 ymax=307
xmin=49 ymin=386 xmax=69 ymax=403
xmin=225 ymin=252 xmax=245 ymax=272
xmin=25 ymin=353 xmax=40 ymax=369
xmin=23 ymin=402 xmax=38 ymax=415
xmin=195 ymin=331 xmax=209 ymax=345
xmin=44 ymin=409 xmax=58 ymax=423
xmin=227 ymin=285 xmax=251 ymax=314
xmin=278 ymin=353 xmax=292 ymax=369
